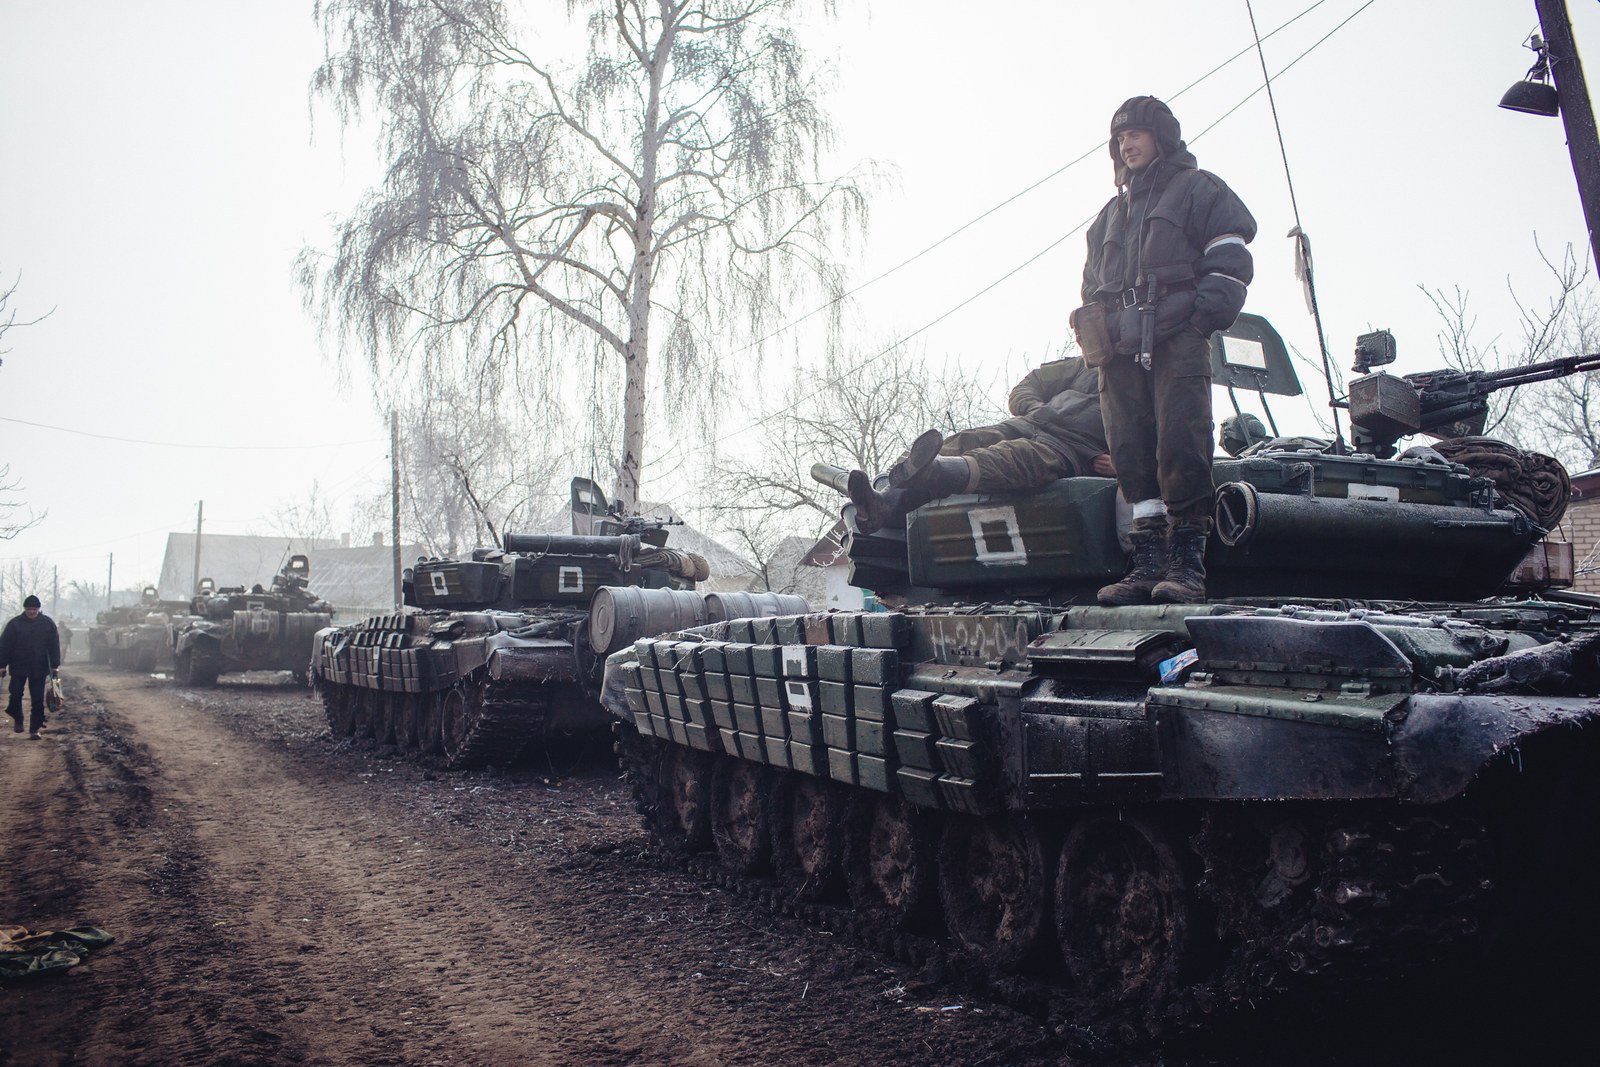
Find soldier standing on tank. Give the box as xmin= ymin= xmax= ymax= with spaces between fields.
xmin=1074 ymin=96 xmax=1256 ymax=605
xmin=1 ymin=594 xmax=62 ymax=739
xmin=845 ymin=354 xmax=1115 ymax=534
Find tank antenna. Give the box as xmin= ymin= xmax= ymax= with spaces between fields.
xmin=1244 ymin=0 xmax=1349 ymax=454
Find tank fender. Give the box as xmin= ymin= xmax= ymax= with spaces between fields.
xmin=484 ymin=632 xmax=580 ymax=684
xmin=1391 ymin=694 xmax=1600 ymax=804
xmin=175 ymin=625 xmax=226 ymax=656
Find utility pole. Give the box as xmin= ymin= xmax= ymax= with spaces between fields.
xmin=51 ymin=566 xmax=58 ymax=616
xmin=1537 ymin=0 xmax=1600 ymax=266
xmin=191 ymin=500 xmax=205 ymax=595
xmin=106 ymin=553 xmax=113 ymax=610
xmin=390 ymin=410 xmax=402 ymax=613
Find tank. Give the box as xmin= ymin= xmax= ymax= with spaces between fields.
xmin=87 ymin=586 xmax=194 ymax=672
xmin=171 ymin=555 xmax=335 ymax=686
xmin=310 ymin=478 xmax=807 ymax=770
xmin=596 ymin=315 xmax=1600 ymax=1045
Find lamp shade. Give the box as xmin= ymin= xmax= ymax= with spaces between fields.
xmin=1500 ymin=79 xmax=1560 ymax=116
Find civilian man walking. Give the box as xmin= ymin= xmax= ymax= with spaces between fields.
xmin=2 ymin=594 xmax=62 ymax=739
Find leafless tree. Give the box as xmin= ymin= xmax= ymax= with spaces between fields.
xmin=697 ymin=343 xmax=1011 ymax=540
xmin=0 ymin=464 xmax=44 ymax=541
xmin=267 ymin=479 xmax=340 ymax=555
xmin=301 ymin=0 xmax=868 ymax=510
xmin=1424 ymin=242 xmax=1600 ymax=469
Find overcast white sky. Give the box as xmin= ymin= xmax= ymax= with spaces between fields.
xmin=2 ymin=0 xmax=1596 ymax=599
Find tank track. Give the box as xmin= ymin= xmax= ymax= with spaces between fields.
xmin=438 ymin=677 xmax=547 ymax=770
xmin=619 ymin=727 xmax=1498 ymax=1050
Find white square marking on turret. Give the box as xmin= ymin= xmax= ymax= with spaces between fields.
xmin=559 ymin=566 xmax=584 ymax=593
xmin=430 ymin=571 xmax=450 ymax=596
xmin=968 ymin=506 xmax=1028 ymax=565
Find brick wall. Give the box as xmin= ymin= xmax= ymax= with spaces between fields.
xmin=1567 ymin=471 xmax=1600 ymax=594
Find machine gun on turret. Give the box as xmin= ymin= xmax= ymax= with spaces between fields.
xmin=1348 ymin=342 xmax=1600 ymax=457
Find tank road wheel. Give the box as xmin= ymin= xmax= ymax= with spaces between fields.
xmin=320 ymin=685 xmax=355 ymax=737
xmin=417 ymin=692 xmax=447 ymax=760
xmin=174 ymin=649 xmax=195 ymax=686
xmin=773 ymin=775 xmax=848 ymax=900
xmin=846 ymin=793 xmax=941 ymax=930
xmin=393 ymin=694 xmax=420 ymax=752
xmin=938 ymin=815 xmax=1051 ymax=972
xmin=711 ymin=758 xmax=774 ymax=876
xmin=439 ymin=684 xmax=485 ymax=769
xmin=1055 ymin=814 xmax=1193 ymax=1021
xmin=653 ymin=744 xmax=713 ymax=854
xmin=372 ymin=693 xmax=399 ymax=746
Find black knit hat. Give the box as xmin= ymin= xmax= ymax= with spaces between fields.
xmin=23 ymin=594 xmax=40 ymax=609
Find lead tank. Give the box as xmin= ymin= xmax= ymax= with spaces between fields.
xmin=597 ymin=315 xmax=1600 ymax=1045
xmin=173 ymin=556 xmax=335 ymax=686
xmin=311 ymin=478 xmax=807 ymax=770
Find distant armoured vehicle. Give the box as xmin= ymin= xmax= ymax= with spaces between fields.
xmin=310 ymin=478 xmax=807 ymax=770
xmin=171 ymin=556 xmax=335 ymax=686
xmin=88 ymin=586 xmax=192 ymax=672
xmin=601 ymin=313 xmax=1600 ymax=1043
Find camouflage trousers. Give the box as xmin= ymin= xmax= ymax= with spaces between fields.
xmin=1097 ymin=325 xmax=1215 ymax=526
xmin=937 ymin=425 xmax=1074 ymax=493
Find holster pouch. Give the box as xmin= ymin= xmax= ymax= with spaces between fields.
xmin=1070 ymin=302 xmax=1113 ymax=368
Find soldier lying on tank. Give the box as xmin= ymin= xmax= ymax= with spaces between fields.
xmin=845 ymin=355 xmax=1114 ymax=535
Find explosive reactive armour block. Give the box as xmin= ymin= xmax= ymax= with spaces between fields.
xmin=729 ymin=674 xmax=757 ymax=705
xmin=859 ymin=612 xmax=912 ymax=649
xmin=698 ymin=643 xmax=726 ymax=673
xmin=896 ymin=766 xmax=942 ymax=808
xmin=659 ymin=670 xmax=684 ymax=698
xmin=936 ymin=737 xmax=981 ymax=778
xmin=894 ymin=729 xmax=940 ymax=771
xmin=751 ymin=618 xmax=781 ymax=645
xmin=624 ymin=687 xmax=647 ymax=714
xmin=789 ymin=740 xmax=824 ymax=776
xmin=849 ymin=648 xmax=899 ymax=686
xmin=857 ymin=754 xmax=892 ymax=793
xmin=787 ymin=710 xmax=823 ymax=746
xmin=644 ymin=690 xmax=667 ymax=717
xmin=722 ymin=643 xmax=755 ymax=676
xmin=827 ymin=748 xmax=858 ymax=785
xmin=774 ymin=616 xmax=806 ymax=645
xmin=751 ymin=644 xmax=783 ymax=677
xmin=725 ymin=620 xmax=756 ymax=643
xmin=891 ymin=689 xmax=938 ymax=733
xmin=623 ymin=663 xmax=645 ymax=689
xmin=639 ymin=666 xmax=662 ymax=694
xmin=667 ymin=718 xmax=689 ymax=747
xmin=784 ymin=679 xmax=817 ymax=711
xmin=817 ymin=645 xmax=853 ymax=683
xmin=760 ymin=705 xmax=789 ymax=738
xmin=704 ymin=673 xmax=731 ymax=703
xmin=763 ymin=735 xmax=792 ymax=768
xmin=685 ymin=722 xmax=719 ymax=753
xmin=828 ymin=613 xmax=863 ymax=646
xmin=632 ymin=710 xmax=654 ymax=737
xmin=738 ymin=731 xmax=764 ymax=762
xmin=684 ymin=698 xmax=714 ymax=729
xmin=633 ymin=639 xmax=658 ymax=667
xmin=938 ymin=775 xmax=986 ymax=815
xmin=734 ymin=703 xmax=761 ymax=735
xmin=821 ymin=712 xmax=854 ymax=750
xmin=781 ymin=644 xmax=818 ymax=677
xmin=852 ymin=685 xmax=893 ymax=722
xmin=711 ymin=700 xmax=737 ymax=731
xmin=855 ymin=718 xmax=888 ymax=756
xmin=819 ymin=681 xmax=851 ymax=716
xmin=663 ymin=694 xmax=686 ymax=721
xmin=933 ymin=694 xmax=981 ymax=740
xmin=719 ymin=727 xmax=740 ymax=754
xmin=756 ymin=677 xmax=784 ymax=708
xmin=804 ymin=615 xmax=833 ymax=645
xmin=677 ymin=671 xmax=708 ymax=701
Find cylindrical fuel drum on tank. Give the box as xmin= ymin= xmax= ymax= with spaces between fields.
xmin=588 ymin=586 xmax=713 ymax=656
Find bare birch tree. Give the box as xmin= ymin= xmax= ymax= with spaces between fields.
xmin=301 ymin=0 xmax=867 ymax=511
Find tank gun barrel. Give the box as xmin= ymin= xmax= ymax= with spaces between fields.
xmin=810 ymin=462 xmax=853 ymax=495
xmin=502 ymin=533 xmax=641 ymax=557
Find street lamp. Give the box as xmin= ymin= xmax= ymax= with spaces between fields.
xmin=1501 ymin=34 xmax=1561 ymax=117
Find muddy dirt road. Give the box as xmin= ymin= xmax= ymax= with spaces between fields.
xmin=0 ymin=668 xmax=1060 ymax=1066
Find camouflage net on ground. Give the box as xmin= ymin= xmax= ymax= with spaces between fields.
xmin=0 ymin=925 xmax=114 ymax=980
xmin=1431 ymin=437 xmax=1571 ymax=531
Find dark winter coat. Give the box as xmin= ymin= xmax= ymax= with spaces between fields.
xmin=0 ymin=612 xmax=61 ymax=673
xmin=1081 ymin=143 xmax=1256 ymax=357
xmin=1001 ymin=357 xmax=1109 ymax=475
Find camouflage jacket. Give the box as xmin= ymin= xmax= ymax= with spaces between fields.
xmin=1002 ymin=357 xmax=1109 ymax=475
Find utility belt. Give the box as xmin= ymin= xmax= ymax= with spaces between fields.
xmin=1074 ymin=277 xmax=1196 ymax=371
xmin=1099 ymin=277 xmax=1195 ymax=310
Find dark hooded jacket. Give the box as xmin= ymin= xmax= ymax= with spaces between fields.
xmin=1081 ymin=110 xmax=1257 ymax=356
xmin=1 ymin=612 xmax=61 ymax=673
xmin=1001 ymin=357 xmax=1109 ymax=475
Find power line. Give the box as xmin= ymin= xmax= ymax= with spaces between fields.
xmin=0 ymin=415 xmax=385 ymax=452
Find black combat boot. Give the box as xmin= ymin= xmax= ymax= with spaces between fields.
xmin=1152 ymin=523 xmax=1208 ymax=604
xmin=887 ymin=429 xmax=946 ymax=488
xmin=904 ymin=455 xmax=976 ymax=500
xmin=846 ymin=470 xmax=906 ymax=535
xmin=1097 ymin=521 xmax=1169 ymax=606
